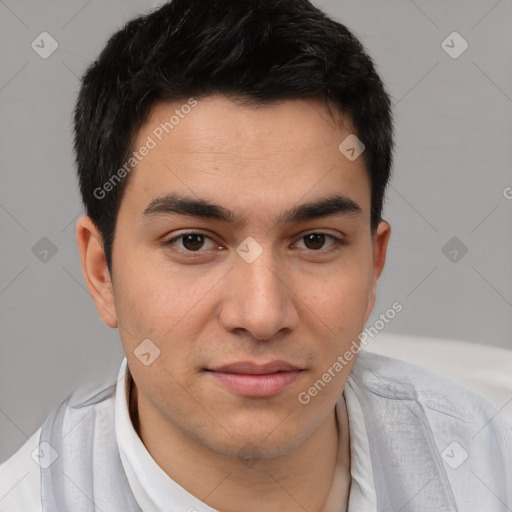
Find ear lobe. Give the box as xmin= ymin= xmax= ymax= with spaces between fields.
xmin=363 ymin=220 xmax=391 ymax=325
xmin=76 ymin=215 xmax=118 ymax=328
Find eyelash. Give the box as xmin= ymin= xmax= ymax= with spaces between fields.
xmin=162 ymin=231 xmax=346 ymax=255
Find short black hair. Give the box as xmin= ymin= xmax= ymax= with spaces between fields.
xmin=74 ymin=0 xmax=394 ymax=275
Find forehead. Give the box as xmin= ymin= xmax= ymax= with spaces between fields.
xmin=120 ymin=95 xmax=371 ymax=226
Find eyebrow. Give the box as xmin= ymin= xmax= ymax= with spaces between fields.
xmin=141 ymin=192 xmax=363 ymax=228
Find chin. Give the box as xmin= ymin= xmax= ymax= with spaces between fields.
xmin=196 ymin=417 xmax=306 ymax=461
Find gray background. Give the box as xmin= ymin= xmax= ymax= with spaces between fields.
xmin=1 ymin=0 xmax=511 ymax=463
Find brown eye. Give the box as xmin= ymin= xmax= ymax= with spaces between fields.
xmin=181 ymin=234 xmax=206 ymax=251
xmin=303 ymin=233 xmax=326 ymax=250
xmin=296 ymin=233 xmax=344 ymax=252
xmin=163 ymin=232 xmax=216 ymax=252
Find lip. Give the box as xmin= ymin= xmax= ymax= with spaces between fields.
xmin=209 ymin=360 xmax=301 ymax=375
xmin=206 ymin=360 xmax=303 ymax=398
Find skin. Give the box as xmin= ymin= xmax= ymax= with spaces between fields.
xmin=76 ymin=94 xmax=390 ymax=512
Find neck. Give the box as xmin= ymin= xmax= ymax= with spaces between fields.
xmin=128 ymin=372 xmax=351 ymax=512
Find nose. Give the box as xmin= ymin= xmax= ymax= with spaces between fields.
xmin=217 ymin=247 xmax=300 ymax=341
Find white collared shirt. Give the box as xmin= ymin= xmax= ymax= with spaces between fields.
xmin=0 ymin=357 xmax=376 ymax=511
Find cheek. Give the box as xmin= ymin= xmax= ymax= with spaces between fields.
xmin=112 ymin=260 xmax=218 ymax=378
xmin=113 ymin=256 xmax=207 ymax=332
xmin=307 ymin=259 xmax=372 ymax=323
xmin=303 ymin=259 xmax=373 ymax=361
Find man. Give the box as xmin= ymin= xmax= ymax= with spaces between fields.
xmin=1 ymin=0 xmax=511 ymax=510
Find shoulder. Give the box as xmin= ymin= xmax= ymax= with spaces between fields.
xmin=351 ymin=349 xmax=506 ymax=420
xmin=0 ymin=428 xmax=42 ymax=512
xmin=349 ymin=350 xmax=512 ymax=505
xmin=351 ymin=350 xmax=512 ymax=466
xmin=350 ymin=349 xmax=512 ymax=455
xmin=0 ymin=371 xmax=120 ymax=512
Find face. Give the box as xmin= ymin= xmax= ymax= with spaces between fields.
xmin=78 ymin=94 xmax=390 ymax=460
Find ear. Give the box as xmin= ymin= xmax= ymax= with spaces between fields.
xmin=76 ymin=215 xmax=118 ymax=328
xmin=363 ymin=220 xmax=391 ymax=324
